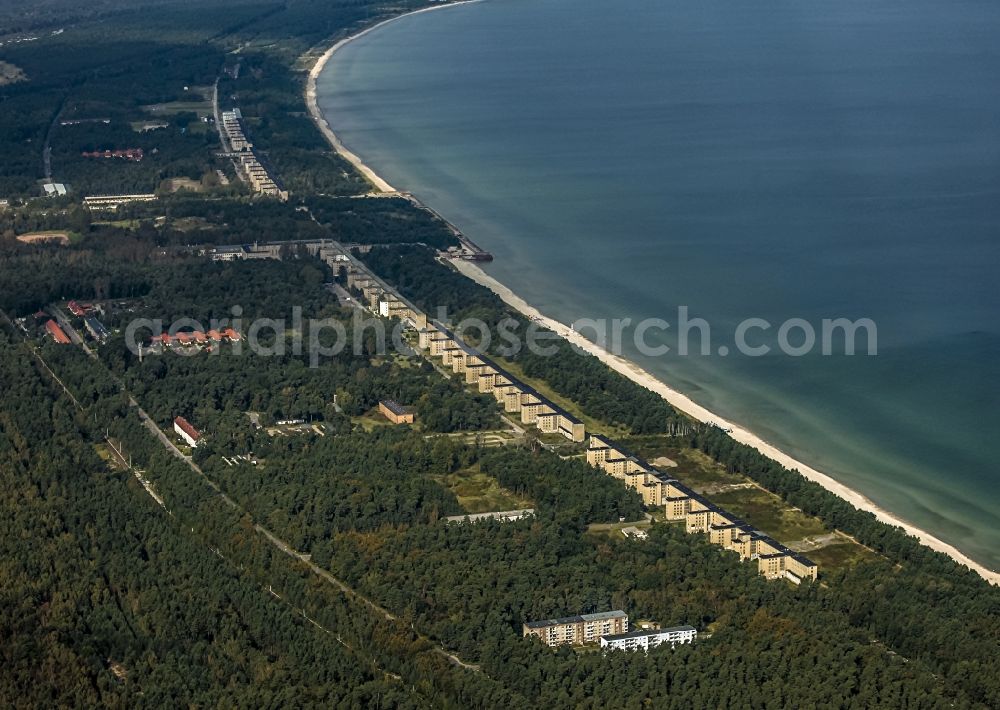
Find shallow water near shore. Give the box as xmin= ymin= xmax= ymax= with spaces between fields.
xmin=316 ymin=0 xmax=1000 ymax=569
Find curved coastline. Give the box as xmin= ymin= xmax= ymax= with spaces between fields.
xmin=304 ymin=2 xmax=999 ymax=585
xmin=306 ymin=1 xmax=483 ymax=194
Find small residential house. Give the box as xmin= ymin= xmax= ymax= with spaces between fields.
xmin=173 ymin=416 xmax=202 ymax=448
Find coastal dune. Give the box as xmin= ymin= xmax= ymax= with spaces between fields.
xmin=304 ymin=2 xmax=999 ymax=585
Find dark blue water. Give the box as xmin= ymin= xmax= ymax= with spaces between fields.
xmin=317 ymin=0 xmax=1000 ymax=569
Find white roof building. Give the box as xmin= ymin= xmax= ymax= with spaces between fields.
xmin=600 ymin=625 xmax=697 ymax=652
xmin=445 ymin=509 xmax=534 ymax=524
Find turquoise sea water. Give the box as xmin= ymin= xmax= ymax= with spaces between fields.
xmin=317 ymin=0 xmax=1000 ymax=569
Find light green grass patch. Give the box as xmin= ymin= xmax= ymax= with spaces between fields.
xmin=805 ymin=542 xmax=880 ymax=570
xmin=710 ymin=486 xmax=828 ymax=541
xmin=431 ymin=467 xmax=532 ymax=514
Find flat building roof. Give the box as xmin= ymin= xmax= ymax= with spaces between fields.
xmin=525 ymin=610 xmax=627 ymax=629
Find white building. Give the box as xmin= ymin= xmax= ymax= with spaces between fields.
xmin=173 ymin=416 xmax=202 ymax=448
xmin=211 ymin=245 xmax=249 ymax=261
xmin=82 ymin=194 xmax=156 ymax=209
xmin=444 ymin=509 xmax=535 ymax=524
xmin=600 ymin=625 xmax=697 ymax=652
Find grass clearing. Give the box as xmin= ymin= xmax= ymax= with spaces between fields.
xmin=805 ymin=541 xmax=880 ymax=570
xmin=130 ymin=121 xmax=170 ymax=132
xmin=352 ymin=408 xmax=397 ymax=431
xmin=15 ymin=231 xmax=71 ymax=245
xmin=711 ymin=486 xmax=828 ymax=541
xmin=141 ymin=87 xmax=213 ymax=117
xmin=431 ymin=467 xmax=532 ymax=514
xmin=164 ymin=177 xmax=205 ymax=193
xmin=586 ymin=518 xmax=652 ymax=541
xmin=622 ymin=436 xmax=744 ymax=487
xmin=93 ymin=442 xmax=123 ymax=469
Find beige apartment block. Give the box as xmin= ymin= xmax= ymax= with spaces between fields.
xmin=785 ymin=554 xmax=819 ymax=582
xmin=478 ymin=370 xmax=498 ymax=393
xmin=440 ymin=343 xmax=462 ymax=367
xmin=664 ymin=496 xmax=692 ymax=520
xmin=604 ymin=456 xmax=651 ymax=479
xmin=430 ymin=334 xmax=451 ymax=357
xmin=709 ymin=523 xmax=745 ymax=547
xmin=559 ymin=416 xmax=586 ymax=442
xmin=685 ymin=506 xmax=713 ymax=534
xmin=536 ymin=410 xmax=561 ymax=434
xmin=416 ymin=323 xmax=823 ymax=582
xmin=523 ymin=611 xmax=629 ymax=647
xmin=641 ymin=480 xmax=666 ymax=506
xmin=464 ymin=362 xmax=488 ymax=385
xmin=519 ymin=398 xmax=545 ymax=422
xmin=518 ymin=402 xmax=540 ymax=424
xmin=433 ymin=337 xmax=454 ymax=359
xmin=421 ymin=319 xmax=585 ymax=442
xmin=587 ymin=437 xmax=613 ymax=466
xmin=508 ymin=390 xmax=530 ymax=414
xmin=623 ymin=470 xmax=649 ymax=490
xmin=758 ymin=553 xmax=787 ymax=579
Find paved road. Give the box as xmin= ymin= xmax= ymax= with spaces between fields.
xmin=325 ymin=282 xmax=360 ymax=309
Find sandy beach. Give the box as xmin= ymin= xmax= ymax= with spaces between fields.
xmin=306 ymin=1 xmax=482 ymax=194
xmin=304 ymin=1 xmax=999 ymax=586
xmin=452 ymin=260 xmax=1000 ymax=585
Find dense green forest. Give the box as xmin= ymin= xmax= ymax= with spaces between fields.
xmin=18 ymin=325 xmax=1000 ymax=707
xmin=3 ymin=222 xmax=1000 ymax=708
xmin=0 ymin=331 xmax=428 ymax=706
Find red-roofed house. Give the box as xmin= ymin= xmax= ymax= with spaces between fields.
xmin=207 ymin=329 xmax=224 ymax=342
xmin=224 ymin=328 xmax=241 ymax=341
xmin=173 ymin=416 xmax=202 ymax=448
xmin=45 ymin=319 xmax=72 ymax=344
xmin=67 ymin=301 xmax=88 ymax=317
xmin=176 ymin=331 xmax=194 ymax=346
xmin=193 ymin=331 xmax=208 ymax=344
